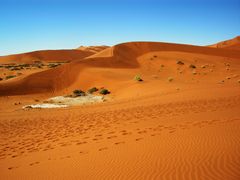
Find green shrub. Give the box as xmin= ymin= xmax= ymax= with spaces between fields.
xmin=176 ymin=60 xmax=184 ymax=65
xmin=88 ymin=87 xmax=98 ymax=94
xmin=189 ymin=64 xmax=196 ymax=68
xmin=73 ymin=89 xmax=86 ymax=96
xmin=48 ymin=64 xmax=60 ymax=68
xmin=5 ymin=75 xmax=16 ymax=80
xmin=134 ymin=75 xmax=143 ymax=82
xmin=99 ymin=89 xmax=110 ymax=95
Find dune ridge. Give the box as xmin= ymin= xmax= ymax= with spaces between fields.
xmin=209 ymin=36 xmax=240 ymax=50
xmin=0 ymin=41 xmax=240 ymax=96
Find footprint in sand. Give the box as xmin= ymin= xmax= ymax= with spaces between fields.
xmin=29 ymin=162 xmax=40 ymax=166
xmin=79 ymin=151 xmax=89 ymax=155
xmin=138 ymin=130 xmax=147 ymax=134
xmin=98 ymin=147 xmax=108 ymax=151
xmin=114 ymin=141 xmax=125 ymax=145
xmin=76 ymin=141 xmax=87 ymax=145
xmin=108 ymin=131 xmax=115 ymax=134
xmin=8 ymin=166 xmax=18 ymax=170
xmin=107 ymin=135 xmax=117 ymax=139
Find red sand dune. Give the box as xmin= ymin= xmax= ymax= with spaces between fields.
xmin=0 ymin=41 xmax=240 ymax=96
xmin=77 ymin=45 xmax=109 ymax=53
xmin=209 ymin=36 xmax=240 ymax=50
xmin=0 ymin=49 xmax=94 ymax=64
xmin=0 ymin=38 xmax=240 ymax=180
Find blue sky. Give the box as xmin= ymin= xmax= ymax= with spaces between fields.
xmin=0 ymin=0 xmax=240 ymax=55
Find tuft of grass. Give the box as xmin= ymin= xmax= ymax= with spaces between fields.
xmin=73 ymin=89 xmax=86 ymax=96
xmin=189 ymin=64 xmax=196 ymax=69
xmin=168 ymin=77 xmax=174 ymax=82
xmin=176 ymin=60 xmax=184 ymax=65
xmin=5 ymin=75 xmax=16 ymax=80
xmin=134 ymin=75 xmax=143 ymax=82
xmin=88 ymin=87 xmax=98 ymax=94
xmin=0 ymin=77 xmax=3 ymax=81
xmin=99 ymin=89 xmax=110 ymax=95
xmin=48 ymin=63 xmax=60 ymax=68
xmin=192 ymin=70 xmax=197 ymax=75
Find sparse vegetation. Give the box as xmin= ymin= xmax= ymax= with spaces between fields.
xmin=73 ymin=89 xmax=86 ymax=96
xmin=48 ymin=63 xmax=60 ymax=68
xmin=0 ymin=77 xmax=3 ymax=81
xmin=189 ymin=64 xmax=196 ymax=69
xmin=201 ymin=64 xmax=208 ymax=68
xmin=88 ymin=87 xmax=98 ymax=94
xmin=134 ymin=75 xmax=143 ymax=82
xmin=99 ymin=89 xmax=110 ymax=95
xmin=5 ymin=75 xmax=16 ymax=80
xmin=168 ymin=77 xmax=174 ymax=82
xmin=176 ymin=60 xmax=184 ymax=65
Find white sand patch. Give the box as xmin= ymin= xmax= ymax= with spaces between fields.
xmin=48 ymin=95 xmax=105 ymax=105
xmin=23 ymin=94 xmax=106 ymax=109
xmin=23 ymin=104 xmax=68 ymax=109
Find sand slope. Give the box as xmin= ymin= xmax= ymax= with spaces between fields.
xmin=209 ymin=36 xmax=240 ymax=50
xmin=0 ymin=38 xmax=240 ymax=180
xmin=0 ymin=41 xmax=240 ymax=96
xmin=77 ymin=45 xmax=109 ymax=53
xmin=0 ymin=49 xmax=94 ymax=64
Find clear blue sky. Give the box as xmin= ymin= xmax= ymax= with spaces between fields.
xmin=0 ymin=0 xmax=239 ymax=55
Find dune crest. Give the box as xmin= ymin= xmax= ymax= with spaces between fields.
xmin=0 ymin=41 xmax=240 ymax=96
xmin=209 ymin=36 xmax=240 ymax=50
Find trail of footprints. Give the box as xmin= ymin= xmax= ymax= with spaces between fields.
xmin=0 ymin=96 xmax=240 ymax=170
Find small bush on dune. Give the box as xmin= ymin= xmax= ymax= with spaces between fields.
xmin=88 ymin=87 xmax=98 ymax=94
xmin=0 ymin=77 xmax=3 ymax=81
xmin=168 ymin=77 xmax=174 ymax=82
xmin=99 ymin=89 xmax=110 ymax=95
xmin=134 ymin=75 xmax=143 ymax=82
xmin=5 ymin=75 xmax=16 ymax=80
xmin=176 ymin=60 xmax=184 ymax=65
xmin=189 ymin=64 xmax=196 ymax=69
xmin=73 ymin=89 xmax=86 ymax=96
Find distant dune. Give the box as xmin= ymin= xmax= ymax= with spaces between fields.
xmin=209 ymin=36 xmax=240 ymax=50
xmin=0 ymin=49 xmax=94 ymax=64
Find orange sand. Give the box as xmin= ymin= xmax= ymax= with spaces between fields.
xmin=0 ymin=39 xmax=240 ymax=180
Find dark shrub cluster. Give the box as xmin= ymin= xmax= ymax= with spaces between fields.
xmin=176 ymin=60 xmax=184 ymax=65
xmin=73 ymin=89 xmax=86 ymax=96
xmin=189 ymin=64 xmax=196 ymax=69
xmin=5 ymin=75 xmax=16 ymax=80
xmin=99 ymin=89 xmax=110 ymax=95
xmin=88 ymin=87 xmax=98 ymax=94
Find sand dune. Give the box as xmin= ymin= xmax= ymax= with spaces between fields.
xmin=77 ymin=45 xmax=109 ymax=53
xmin=0 ymin=38 xmax=240 ymax=180
xmin=209 ymin=36 xmax=240 ymax=50
xmin=0 ymin=41 xmax=240 ymax=96
xmin=0 ymin=49 xmax=94 ymax=64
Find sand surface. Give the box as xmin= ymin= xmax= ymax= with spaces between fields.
xmin=0 ymin=39 xmax=240 ymax=179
